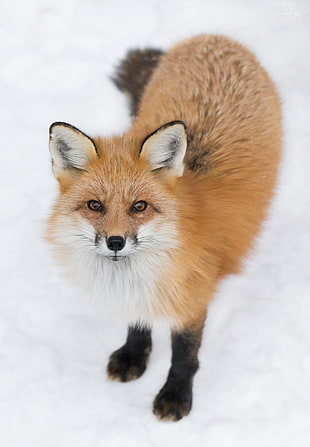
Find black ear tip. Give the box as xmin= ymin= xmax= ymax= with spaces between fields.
xmin=162 ymin=120 xmax=187 ymax=138
xmin=152 ymin=120 xmax=187 ymax=138
xmin=175 ymin=120 xmax=187 ymax=131
xmin=161 ymin=120 xmax=187 ymax=132
xmin=49 ymin=121 xmax=77 ymax=135
xmin=49 ymin=122 xmax=57 ymax=135
xmin=49 ymin=121 xmax=65 ymax=136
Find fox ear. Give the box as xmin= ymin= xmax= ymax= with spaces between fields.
xmin=49 ymin=122 xmax=98 ymax=180
xmin=139 ymin=121 xmax=187 ymax=177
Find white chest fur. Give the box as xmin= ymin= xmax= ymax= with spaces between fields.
xmin=50 ymin=216 xmax=178 ymax=326
xmin=76 ymin=251 xmax=160 ymax=324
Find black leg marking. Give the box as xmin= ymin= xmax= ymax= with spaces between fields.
xmin=153 ymin=318 xmax=205 ymax=421
xmin=107 ymin=325 xmax=152 ymax=382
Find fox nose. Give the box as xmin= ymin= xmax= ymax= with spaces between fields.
xmin=107 ymin=236 xmax=125 ymax=252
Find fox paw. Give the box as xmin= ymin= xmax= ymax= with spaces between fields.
xmin=153 ymin=385 xmax=192 ymax=421
xmin=107 ymin=345 xmax=150 ymax=382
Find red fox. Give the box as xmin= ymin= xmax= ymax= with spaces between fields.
xmin=47 ymin=34 xmax=281 ymax=421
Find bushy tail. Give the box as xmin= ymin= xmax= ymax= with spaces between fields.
xmin=112 ymin=48 xmax=163 ymax=116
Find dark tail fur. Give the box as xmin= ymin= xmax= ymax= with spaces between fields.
xmin=112 ymin=48 xmax=163 ymax=116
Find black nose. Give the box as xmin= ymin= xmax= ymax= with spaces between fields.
xmin=107 ymin=236 xmax=125 ymax=252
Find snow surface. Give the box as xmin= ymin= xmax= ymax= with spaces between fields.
xmin=1 ymin=0 xmax=310 ymax=446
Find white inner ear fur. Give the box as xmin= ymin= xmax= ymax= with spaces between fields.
xmin=140 ymin=123 xmax=187 ymax=177
xmin=49 ymin=123 xmax=97 ymax=176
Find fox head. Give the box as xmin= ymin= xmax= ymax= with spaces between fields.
xmin=47 ymin=121 xmax=187 ymax=320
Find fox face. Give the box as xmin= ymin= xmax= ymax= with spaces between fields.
xmin=47 ymin=121 xmax=187 ymax=323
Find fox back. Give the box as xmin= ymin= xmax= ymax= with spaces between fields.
xmin=47 ymin=34 xmax=281 ymax=329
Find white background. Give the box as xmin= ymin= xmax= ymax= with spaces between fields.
xmin=0 ymin=0 xmax=309 ymax=446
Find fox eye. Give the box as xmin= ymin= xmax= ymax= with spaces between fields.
xmin=131 ymin=200 xmax=148 ymax=213
xmin=87 ymin=200 xmax=104 ymax=212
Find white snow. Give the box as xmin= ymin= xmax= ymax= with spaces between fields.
xmin=0 ymin=0 xmax=310 ymax=445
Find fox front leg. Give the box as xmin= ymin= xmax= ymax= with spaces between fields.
xmin=153 ymin=315 xmax=205 ymax=421
xmin=107 ymin=325 xmax=152 ymax=382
